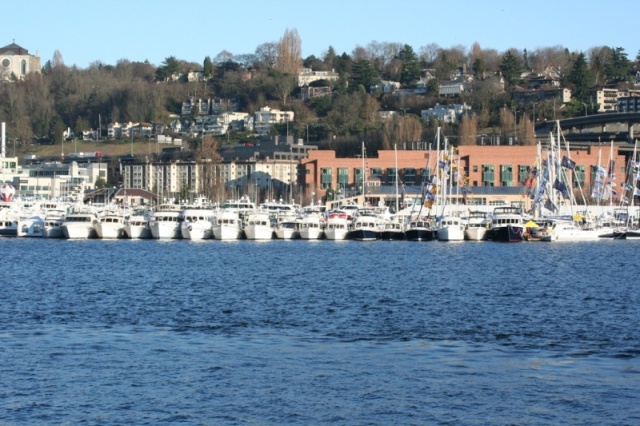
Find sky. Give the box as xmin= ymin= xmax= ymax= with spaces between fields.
xmin=4 ymin=0 xmax=638 ymax=69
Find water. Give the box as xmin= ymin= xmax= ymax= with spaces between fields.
xmin=1 ymin=238 xmax=639 ymax=425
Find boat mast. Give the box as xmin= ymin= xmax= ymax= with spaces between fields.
xmin=394 ymin=143 xmax=399 ymax=213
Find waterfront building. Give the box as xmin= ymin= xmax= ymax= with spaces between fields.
xmin=300 ymin=145 xmax=627 ymax=209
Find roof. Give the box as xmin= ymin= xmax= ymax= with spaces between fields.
xmin=114 ymin=188 xmax=157 ymax=200
xmin=0 ymin=42 xmax=29 ymax=55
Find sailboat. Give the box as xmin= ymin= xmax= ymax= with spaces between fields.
xmin=404 ymin=130 xmax=438 ymax=241
xmin=381 ymin=144 xmax=406 ymax=240
xmin=435 ymin=141 xmax=464 ymax=241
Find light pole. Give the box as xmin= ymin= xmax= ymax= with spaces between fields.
xmin=306 ymin=123 xmax=310 ymax=145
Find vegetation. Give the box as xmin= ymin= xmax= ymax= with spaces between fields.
xmin=1 ymin=31 xmax=639 ymax=159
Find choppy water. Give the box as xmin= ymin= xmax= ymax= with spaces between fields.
xmin=1 ymin=238 xmax=639 ymax=425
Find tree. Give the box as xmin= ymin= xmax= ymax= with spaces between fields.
xmin=567 ymin=52 xmax=594 ymax=103
xmin=203 ymin=56 xmax=213 ymax=78
xmin=349 ymin=59 xmax=377 ymax=93
xmin=605 ymin=47 xmax=630 ymax=83
xmin=156 ymin=56 xmax=180 ymax=81
xmin=277 ymin=28 xmax=302 ymax=74
xmin=458 ymin=115 xmax=478 ymax=146
xmin=255 ymin=42 xmax=278 ymax=68
xmin=499 ymin=50 xmax=522 ymax=87
xmin=396 ymin=44 xmax=421 ymax=85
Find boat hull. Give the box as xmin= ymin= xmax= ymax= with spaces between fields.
xmin=489 ymin=226 xmax=523 ymax=242
xmin=404 ymin=229 xmax=434 ymax=241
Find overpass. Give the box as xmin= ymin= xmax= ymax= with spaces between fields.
xmin=535 ymin=112 xmax=640 ymax=143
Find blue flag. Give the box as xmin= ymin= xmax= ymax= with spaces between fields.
xmin=561 ymin=156 xmax=576 ymax=170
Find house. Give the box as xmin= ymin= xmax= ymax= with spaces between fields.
xmin=301 ymin=86 xmax=333 ymax=100
xmin=253 ymin=107 xmax=294 ymax=136
xmin=590 ymin=87 xmax=620 ymax=113
xmin=512 ymin=87 xmax=572 ymax=104
xmin=421 ymin=103 xmax=471 ymax=124
xmin=370 ymin=80 xmax=401 ymax=95
xmin=187 ymin=71 xmax=204 ymax=82
xmin=296 ymin=68 xmax=339 ymax=87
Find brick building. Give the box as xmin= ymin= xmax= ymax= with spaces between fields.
xmin=301 ymin=145 xmax=627 ymax=208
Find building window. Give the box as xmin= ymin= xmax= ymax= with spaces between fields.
xmin=321 ymin=167 xmax=332 ymax=189
xmin=473 ymin=165 xmax=478 ymax=173
xmin=482 ymin=165 xmax=494 ymax=187
xmin=500 ymin=165 xmax=512 ymax=186
xmin=337 ymin=167 xmax=349 ymax=188
xmin=354 ymin=168 xmax=363 ymax=184
xmin=403 ymin=168 xmax=416 ymax=185
xmin=574 ymin=165 xmax=585 ymax=188
xmin=518 ymin=165 xmax=529 ymax=183
xmin=386 ymin=168 xmax=397 ymax=185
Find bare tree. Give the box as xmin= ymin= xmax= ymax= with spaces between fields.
xmin=528 ymin=46 xmax=572 ymax=74
xmin=255 ymin=42 xmax=278 ymax=68
xmin=458 ymin=115 xmax=478 ymax=146
xmin=418 ymin=43 xmax=441 ymax=65
xmin=277 ymin=28 xmax=302 ymax=74
xmin=52 ymin=50 xmax=65 ymax=68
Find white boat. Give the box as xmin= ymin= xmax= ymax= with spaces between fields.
xmin=540 ymin=219 xmax=607 ymax=242
xmin=296 ymin=212 xmax=325 ymax=240
xmin=436 ymin=216 xmax=465 ymax=241
xmin=324 ymin=211 xmax=350 ymax=241
xmin=123 ymin=211 xmax=152 ymax=239
xmin=380 ymin=215 xmax=406 ymax=240
xmin=180 ymin=207 xmax=215 ymax=240
xmin=213 ymin=197 xmax=256 ymax=240
xmin=94 ymin=211 xmax=127 ymax=239
xmin=17 ymin=214 xmax=46 ymax=237
xmin=404 ymin=218 xmax=435 ymax=241
xmin=61 ymin=208 xmax=99 ymax=239
xmin=464 ymin=211 xmax=489 ymax=241
xmin=17 ymin=202 xmax=68 ymax=238
xmin=273 ymin=214 xmax=299 ymax=240
xmin=347 ymin=208 xmax=385 ymax=241
xmin=213 ymin=210 xmax=244 ymax=240
xmin=42 ymin=214 xmax=66 ymax=238
xmin=243 ymin=211 xmax=274 ymax=240
xmin=149 ymin=204 xmax=183 ymax=239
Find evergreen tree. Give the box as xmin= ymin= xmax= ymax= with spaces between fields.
xmin=203 ymin=56 xmax=213 ymax=78
xmin=605 ymin=47 xmax=630 ymax=82
xmin=396 ymin=44 xmax=421 ymax=85
xmin=349 ymin=59 xmax=377 ymax=93
xmin=567 ymin=52 xmax=594 ymax=103
xmin=499 ymin=51 xmax=522 ymax=87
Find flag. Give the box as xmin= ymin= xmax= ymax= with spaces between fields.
xmin=596 ymin=165 xmax=607 ymax=179
xmin=523 ymin=176 xmax=534 ymax=189
xmin=425 ymin=191 xmax=435 ymax=201
xmin=553 ymin=179 xmax=570 ymax=199
xmin=544 ymin=199 xmax=557 ymax=213
xmin=623 ymin=182 xmax=634 ymax=192
xmin=634 ymin=188 xmax=640 ymax=197
xmin=631 ymin=160 xmax=640 ymax=170
xmin=561 ymin=156 xmax=576 ymax=170
xmin=622 ymin=195 xmax=630 ymax=204
xmin=438 ymin=160 xmax=449 ymax=171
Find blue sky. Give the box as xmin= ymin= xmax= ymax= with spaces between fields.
xmin=5 ymin=0 xmax=638 ymax=68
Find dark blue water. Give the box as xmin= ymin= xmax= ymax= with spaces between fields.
xmin=1 ymin=238 xmax=639 ymax=425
